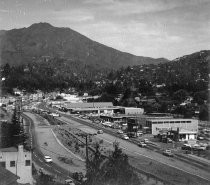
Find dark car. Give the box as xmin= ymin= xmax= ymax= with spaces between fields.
xmin=181 ymin=144 xmax=191 ymax=151
xmin=73 ymin=172 xmax=84 ymax=182
xmin=97 ymin=130 xmax=103 ymax=134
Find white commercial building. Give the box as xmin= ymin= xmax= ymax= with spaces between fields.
xmin=0 ymin=145 xmax=33 ymax=185
xmin=146 ymin=118 xmax=198 ymax=140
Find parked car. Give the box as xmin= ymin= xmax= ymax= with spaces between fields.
xmin=138 ymin=142 xmax=147 ymax=147
xmin=44 ymin=156 xmax=52 ymax=163
xmin=163 ymin=149 xmax=174 ymax=157
xmin=181 ymin=144 xmax=191 ymax=150
xmin=97 ymin=130 xmax=103 ymax=134
xmin=197 ymin=136 xmax=205 ymax=140
xmin=117 ymin=130 xmax=124 ymax=134
xmin=49 ymin=113 xmax=60 ymax=117
xmin=162 ymin=138 xmax=173 ymax=143
xmin=167 ymin=138 xmax=173 ymax=143
xmin=192 ymin=144 xmax=206 ymax=151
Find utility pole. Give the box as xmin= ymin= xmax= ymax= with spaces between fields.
xmin=85 ymin=134 xmax=89 ymax=165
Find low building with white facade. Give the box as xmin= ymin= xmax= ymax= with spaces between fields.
xmin=146 ymin=118 xmax=198 ymax=140
xmin=0 ymin=145 xmax=33 ymax=185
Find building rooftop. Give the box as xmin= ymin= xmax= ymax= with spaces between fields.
xmin=146 ymin=118 xmax=197 ymax=121
xmin=0 ymin=146 xmax=29 ymax=153
xmin=0 ymin=166 xmax=19 ymax=185
xmin=65 ymin=102 xmax=114 ymax=109
xmin=0 ymin=147 xmax=18 ymax=152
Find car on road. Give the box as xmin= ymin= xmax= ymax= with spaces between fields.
xmin=49 ymin=113 xmax=60 ymax=117
xmin=44 ymin=156 xmax=53 ymax=163
xmin=121 ymin=134 xmax=129 ymax=140
xmin=137 ymin=131 xmax=143 ymax=137
xmin=138 ymin=141 xmax=147 ymax=147
xmin=163 ymin=149 xmax=174 ymax=157
xmin=65 ymin=179 xmax=75 ymax=185
xmin=97 ymin=129 xmax=103 ymax=134
xmin=117 ymin=130 xmax=124 ymax=134
xmin=143 ymin=138 xmax=150 ymax=144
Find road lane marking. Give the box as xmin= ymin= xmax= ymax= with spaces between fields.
xmin=38 ymin=158 xmax=43 ymax=162
xmin=34 ymin=154 xmax=37 ymax=157
xmin=45 ymin=164 xmax=51 ymax=167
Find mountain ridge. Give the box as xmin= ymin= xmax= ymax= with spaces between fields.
xmin=0 ymin=22 xmax=168 ymax=68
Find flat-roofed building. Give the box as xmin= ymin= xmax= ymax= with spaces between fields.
xmin=65 ymin=102 xmax=116 ymax=114
xmin=146 ymin=118 xmax=198 ymax=140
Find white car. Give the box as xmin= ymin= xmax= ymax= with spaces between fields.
xmin=122 ymin=134 xmax=129 ymax=140
xmin=138 ymin=142 xmax=147 ymax=147
xmin=117 ymin=130 xmax=124 ymax=134
xmin=144 ymin=139 xmax=149 ymax=144
xmin=65 ymin=179 xmax=75 ymax=185
xmin=49 ymin=113 xmax=60 ymax=117
xmin=44 ymin=156 xmax=52 ymax=163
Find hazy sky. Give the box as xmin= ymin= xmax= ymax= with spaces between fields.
xmin=0 ymin=0 xmax=209 ymax=59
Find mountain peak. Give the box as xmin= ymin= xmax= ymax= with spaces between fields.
xmin=28 ymin=22 xmax=53 ymax=29
xmin=0 ymin=22 xmax=168 ymax=68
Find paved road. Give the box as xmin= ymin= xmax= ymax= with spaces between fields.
xmin=58 ymin=115 xmax=210 ymax=184
xmin=22 ymin=112 xmax=86 ymax=183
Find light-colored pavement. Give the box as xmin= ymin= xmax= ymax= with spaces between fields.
xmin=24 ymin=112 xmax=86 ymax=174
xmin=58 ymin=116 xmax=210 ymax=182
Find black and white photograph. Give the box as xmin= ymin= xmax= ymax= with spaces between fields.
xmin=0 ymin=0 xmax=209 ymax=185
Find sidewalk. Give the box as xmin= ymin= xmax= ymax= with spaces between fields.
xmin=24 ymin=112 xmax=86 ymax=174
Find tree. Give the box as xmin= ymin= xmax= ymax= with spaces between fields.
xmin=84 ymin=142 xmax=142 ymax=185
xmin=173 ymin=89 xmax=188 ymax=102
xmin=10 ymin=109 xmax=28 ymax=147
xmin=1 ymin=121 xmax=13 ymax=148
xmin=199 ymin=105 xmax=209 ymax=121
